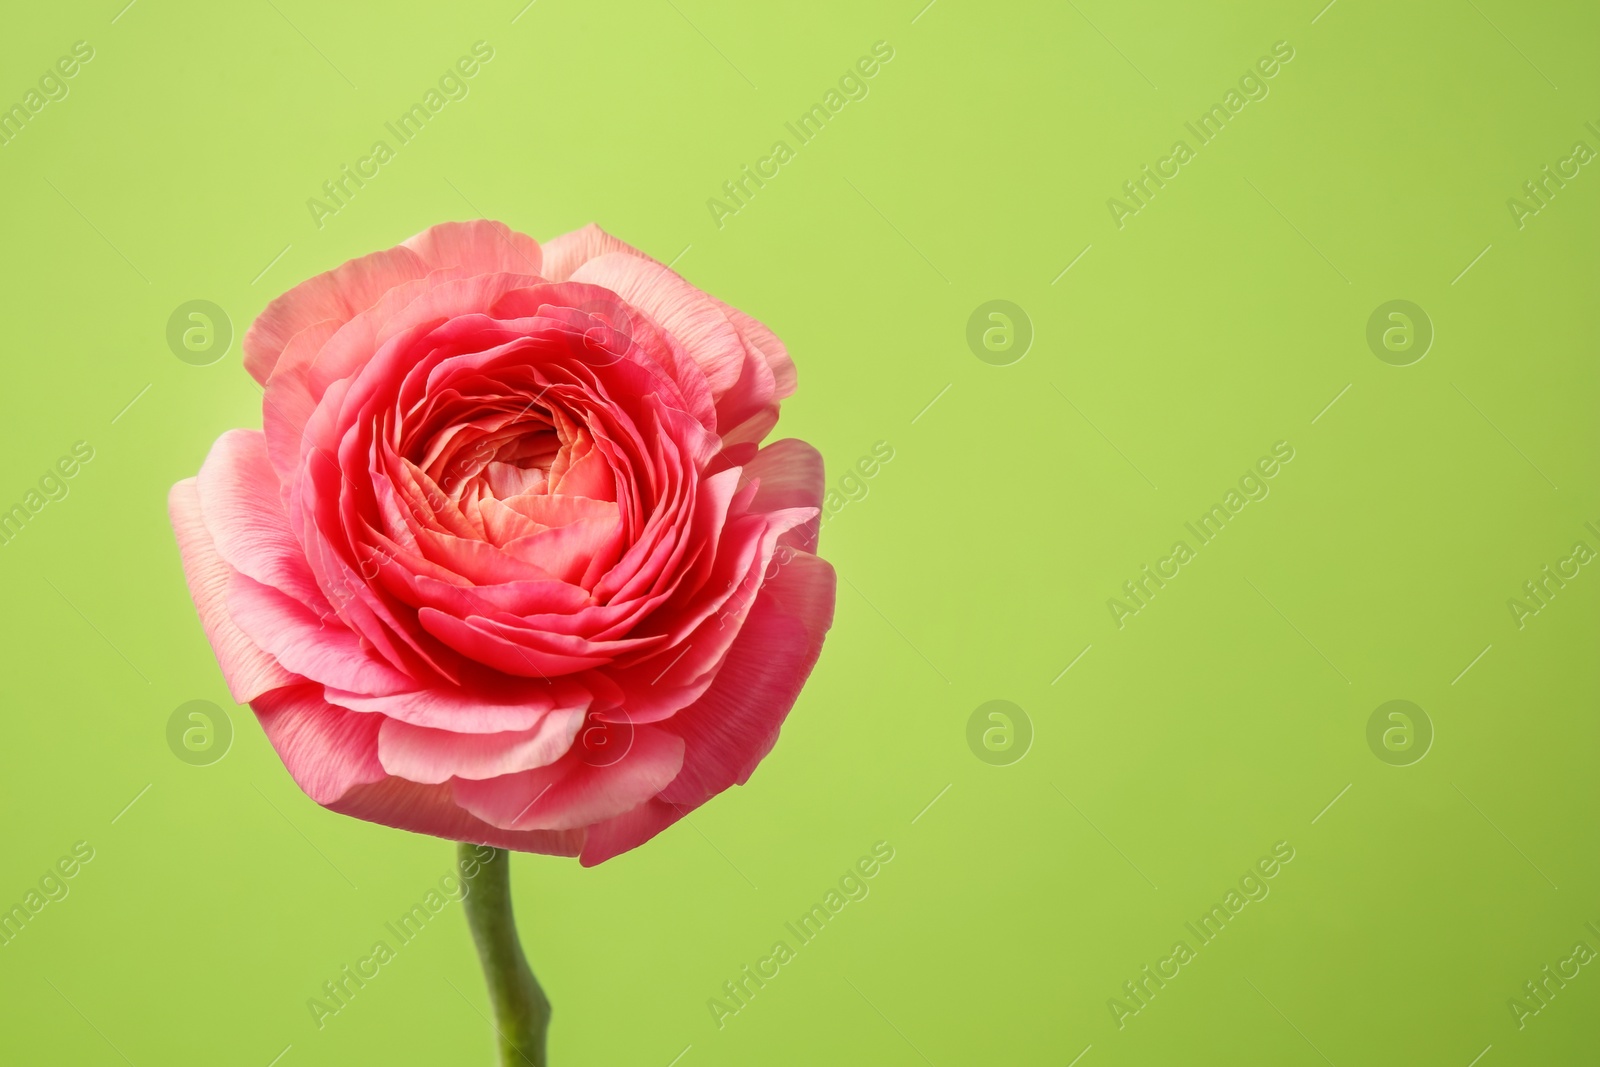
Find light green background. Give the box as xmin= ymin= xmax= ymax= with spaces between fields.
xmin=1 ymin=0 xmax=1596 ymax=1063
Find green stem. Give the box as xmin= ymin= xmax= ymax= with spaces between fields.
xmin=459 ymin=843 xmax=551 ymax=1066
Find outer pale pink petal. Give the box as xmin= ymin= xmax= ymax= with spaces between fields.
xmin=401 ymin=219 xmax=543 ymax=278
xmin=707 ymin=348 xmax=777 ymax=439
xmin=742 ymin=438 xmax=825 ymax=553
xmin=718 ymin=302 xmax=796 ymax=399
xmin=569 ymin=253 xmax=747 ymax=398
xmin=196 ymin=429 xmax=328 ymax=606
xmin=242 ymin=246 xmax=430 ymax=385
xmin=579 ymin=552 xmax=836 ymax=865
xmin=539 ymin=223 xmax=649 ymax=282
xmin=252 ymin=684 xmax=387 ymax=805
xmin=228 ymin=574 xmax=414 ymax=694
xmin=453 ymin=727 xmax=686 ymax=832
xmin=169 ymin=478 xmax=298 ymax=703
xmin=328 ymin=777 xmax=586 ymax=857
xmin=544 ymin=224 xmax=794 ymax=404
xmin=262 ymin=320 xmax=341 ymax=484
xmin=375 ymin=708 xmax=587 ymax=784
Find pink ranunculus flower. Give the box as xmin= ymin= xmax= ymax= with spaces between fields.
xmin=169 ymin=220 xmax=835 ymax=866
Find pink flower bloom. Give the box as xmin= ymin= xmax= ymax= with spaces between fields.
xmin=169 ymin=221 xmax=834 ymax=865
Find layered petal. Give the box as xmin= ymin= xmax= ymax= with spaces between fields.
xmin=169 ymin=479 xmax=298 ymax=703
xmin=329 ymin=776 xmax=586 ymax=856
xmin=742 ymin=438 xmax=825 ymax=554
xmin=582 ymin=550 xmax=834 ymax=865
xmin=377 ymin=707 xmax=587 ymax=784
xmin=174 ymin=218 xmax=835 ymax=866
xmin=402 ymin=219 xmax=543 ymax=278
xmin=197 ymin=429 xmax=326 ymax=605
xmin=453 ymin=723 xmax=686 ymax=832
xmin=253 ymin=684 xmax=387 ymax=805
xmin=243 ymin=245 xmax=429 ymax=385
xmin=540 ymin=222 xmax=646 ymax=282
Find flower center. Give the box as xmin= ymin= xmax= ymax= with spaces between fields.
xmin=418 ymin=401 xmax=592 ymax=507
